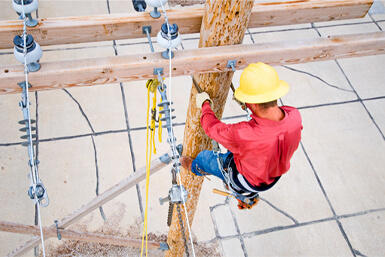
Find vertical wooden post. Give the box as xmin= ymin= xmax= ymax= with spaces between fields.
xmin=166 ymin=1 xmax=255 ymax=256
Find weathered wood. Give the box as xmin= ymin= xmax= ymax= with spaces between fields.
xmin=0 ymin=0 xmax=373 ymax=49
xmin=0 ymin=220 xmax=161 ymax=249
xmin=165 ymin=1 xmax=255 ymax=256
xmin=7 ymin=157 xmax=167 ymax=256
xmin=1 ymin=31 xmax=385 ymax=96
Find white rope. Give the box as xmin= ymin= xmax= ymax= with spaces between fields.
xmin=20 ymin=2 xmax=46 ymax=256
xmin=159 ymin=2 xmax=196 ymax=256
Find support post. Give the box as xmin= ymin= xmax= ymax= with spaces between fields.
xmin=165 ymin=1 xmax=255 ymax=256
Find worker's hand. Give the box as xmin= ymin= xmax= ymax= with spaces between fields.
xmin=195 ymin=92 xmax=213 ymax=109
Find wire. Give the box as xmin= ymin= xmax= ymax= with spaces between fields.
xmin=20 ymin=1 xmax=46 ymax=256
xmin=158 ymin=2 xmax=196 ymax=256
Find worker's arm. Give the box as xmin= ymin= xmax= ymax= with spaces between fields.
xmin=200 ymin=102 xmax=239 ymax=152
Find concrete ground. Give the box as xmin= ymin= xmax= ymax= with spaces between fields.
xmin=1 ymin=1 xmax=385 ymax=256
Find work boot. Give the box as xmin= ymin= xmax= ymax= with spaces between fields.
xmin=180 ymin=155 xmax=194 ymax=171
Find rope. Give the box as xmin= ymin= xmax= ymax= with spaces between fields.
xmin=141 ymin=79 xmax=161 ymax=256
xmin=158 ymin=2 xmax=196 ymax=256
xmin=20 ymin=1 xmax=46 ymax=256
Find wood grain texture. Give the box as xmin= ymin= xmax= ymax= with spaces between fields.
xmin=0 ymin=220 xmax=161 ymax=249
xmin=165 ymin=1 xmax=255 ymax=256
xmin=0 ymin=0 xmax=373 ymax=49
xmin=1 ymin=31 xmax=385 ymax=96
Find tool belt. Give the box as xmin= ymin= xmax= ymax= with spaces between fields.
xmin=222 ymin=153 xmax=281 ymax=198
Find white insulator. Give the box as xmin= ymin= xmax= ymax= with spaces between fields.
xmin=145 ymin=0 xmax=167 ymax=8
xmin=157 ymin=31 xmax=181 ymax=49
xmin=12 ymin=0 xmax=39 ymax=14
xmin=156 ymin=23 xmax=181 ymax=49
xmin=14 ymin=41 xmax=42 ymax=64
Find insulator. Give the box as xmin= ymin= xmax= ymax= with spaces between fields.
xmin=19 ymin=118 xmax=37 ymax=147
xmin=132 ymin=0 xmax=146 ymax=12
xmin=157 ymin=23 xmax=181 ymax=59
xmin=12 ymin=0 xmax=39 ymax=15
xmin=13 ymin=35 xmax=42 ymax=64
xmin=157 ymin=23 xmax=181 ymax=49
xmin=19 ymin=126 xmax=36 ymax=132
xmin=12 ymin=0 xmax=39 ymax=27
xmin=145 ymin=0 xmax=167 ymax=8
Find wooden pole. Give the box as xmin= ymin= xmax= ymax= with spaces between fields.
xmin=165 ymin=1 xmax=255 ymax=256
xmin=0 ymin=220 xmax=162 ymax=250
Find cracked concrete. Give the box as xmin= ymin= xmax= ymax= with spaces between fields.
xmin=1 ymin=1 xmax=385 ymax=256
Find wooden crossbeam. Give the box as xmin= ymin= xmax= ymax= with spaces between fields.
xmin=1 ymin=31 xmax=384 ymax=95
xmin=0 ymin=0 xmax=373 ymax=49
xmin=7 ymin=156 xmax=168 ymax=256
xmin=0 ymin=220 xmax=163 ymax=250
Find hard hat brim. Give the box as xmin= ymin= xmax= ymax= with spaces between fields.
xmin=234 ymin=79 xmax=289 ymax=104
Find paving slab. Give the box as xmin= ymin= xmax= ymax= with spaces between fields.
xmin=363 ymin=98 xmax=385 ymax=135
xmin=337 ymin=55 xmax=385 ymax=99
xmin=340 ymin=212 xmax=385 ymax=256
xmin=317 ymin=20 xmax=380 ymax=37
xmin=37 ymin=89 xmax=93 ymax=139
xmin=220 ymin=237 xmax=245 ymax=257
xmin=249 ymin=26 xmax=319 ymax=44
xmin=276 ymin=61 xmax=357 ymax=108
xmin=211 ymin=204 xmax=238 ymax=237
xmin=243 ymin=221 xmax=353 ymax=256
xmin=37 ymin=1 xmax=109 ymax=18
xmin=64 ymin=84 xmax=127 ymax=133
xmin=300 ymin=102 xmax=385 ymax=215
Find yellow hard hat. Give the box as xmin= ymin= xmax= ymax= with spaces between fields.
xmin=234 ymin=62 xmax=289 ymax=104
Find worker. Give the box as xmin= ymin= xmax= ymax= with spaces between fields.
xmin=180 ymin=62 xmax=302 ymax=197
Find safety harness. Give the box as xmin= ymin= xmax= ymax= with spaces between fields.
xmin=212 ymin=141 xmax=261 ymax=209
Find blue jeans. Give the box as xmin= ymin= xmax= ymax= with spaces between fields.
xmin=191 ymin=150 xmax=232 ymax=181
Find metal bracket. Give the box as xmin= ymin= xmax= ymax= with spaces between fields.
xmin=153 ymin=67 xmax=163 ymax=76
xmin=227 ymin=60 xmax=237 ymax=72
xmin=159 ymin=143 xmax=183 ymax=164
xmin=17 ymin=81 xmax=32 ymax=89
xmin=142 ymin=26 xmax=151 ymax=34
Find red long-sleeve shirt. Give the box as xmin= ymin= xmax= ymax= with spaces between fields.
xmin=201 ymin=102 xmax=302 ymax=186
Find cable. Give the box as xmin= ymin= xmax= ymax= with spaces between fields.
xmin=20 ymin=1 xmax=46 ymax=256
xmin=158 ymin=2 xmax=196 ymax=256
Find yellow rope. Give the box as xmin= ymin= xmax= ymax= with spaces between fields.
xmin=141 ymin=79 xmax=162 ymax=257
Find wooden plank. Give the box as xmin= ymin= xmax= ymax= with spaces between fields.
xmin=1 ymin=31 xmax=385 ymax=96
xmin=0 ymin=220 xmax=161 ymax=249
xmin=166 ymin=1 xmax=255 ymax=256
xmin=0 ymin=0 xmax=373 ymax=49
xmin=7 ymin=157 xmax=168 ymax=256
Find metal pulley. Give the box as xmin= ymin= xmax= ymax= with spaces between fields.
xmin=157 ymin=22 xmax=181 ymax=59
xmin=12 ymin=0 xmax=39 ymax=27
xmin=13 ymin=34 xmax=43 ymax=72
xmin=28 ymin=181 xmax=49 ymax=207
